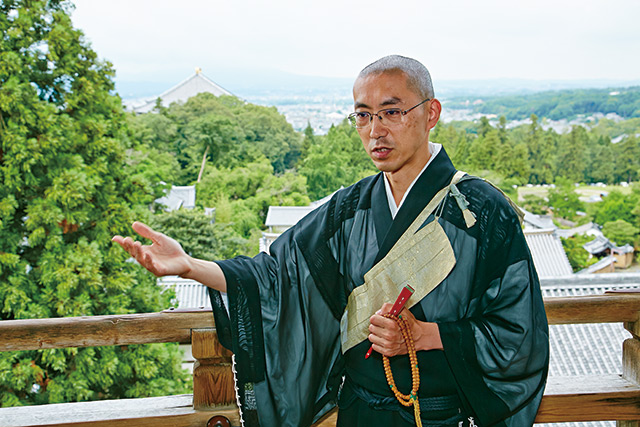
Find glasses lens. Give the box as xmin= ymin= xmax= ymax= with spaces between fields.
xmin=380 ymin=109 xmax=403 ymax=124
xmin=348 ymin=112 xmax=371 ymax=128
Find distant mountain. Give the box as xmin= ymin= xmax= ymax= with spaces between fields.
xmin=114 ymin=68 xmax=640 ymax=102
xmin=446 ymin=86 xmax=640 ymax=120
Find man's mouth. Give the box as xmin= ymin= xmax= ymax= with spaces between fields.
xmin=371 ymin=146 xmax=392 ymax=159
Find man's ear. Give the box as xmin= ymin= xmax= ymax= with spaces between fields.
xmin=427 ymin=99 xmax=442 ymax=130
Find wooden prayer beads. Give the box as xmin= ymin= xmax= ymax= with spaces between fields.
xmin=382 ymin=313 xmax=422 ymax=427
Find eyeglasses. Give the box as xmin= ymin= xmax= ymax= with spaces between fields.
xmin=347 ymin=99 xmax=431 ymax=128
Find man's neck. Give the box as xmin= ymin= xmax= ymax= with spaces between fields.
xmin=384 ymin=142 xmax=442 ymax=214
xmin=385 ymin=155 xmax=431 ymax=206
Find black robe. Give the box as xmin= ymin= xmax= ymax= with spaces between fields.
xmin=209 ymin=148 xmax=549 ymax=427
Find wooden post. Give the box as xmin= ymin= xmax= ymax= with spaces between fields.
xmin=620 ymin=306 xmax=640 ymax=427
xmin=192 ymin=328 xmax=236 ymax=410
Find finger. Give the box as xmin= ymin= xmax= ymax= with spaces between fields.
xmin=369 ymin=323 xmax=398 ymax=342
xmin=138 ymin=248 xmax=160 ymax=276
xmin=370 ymin=339 xmax=396 ymax=357
xmin=117 ymin=236 xmax=136 ymax=257
xmin=380 ymin=302 xmax=394 ymax=314
xmin=132 ymin=221 xmax=163 ymax=244
xmin=370 ymin=313 xmax=396 ymax=328
xmin=398 ymin=307 xmax=414 ymax=320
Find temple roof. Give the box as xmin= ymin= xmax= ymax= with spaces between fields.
xmin=524 ymin=228 xmax=574 ymax=277
xmin=133 ymin=69 xmax=233 ymax=114
xmin=583 ymin=235 xmax=634 ymax=256
xmin=154 ymin=185 xmax=196 ymax=211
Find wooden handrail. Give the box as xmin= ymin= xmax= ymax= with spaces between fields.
xmin=544 ymin=294 xmax=640 ymax=324
xmin=1 ymin=293 xmax=640 ymax=425
xmin=0 ymin=308 xmax=213 ymax=352
xmin=1 ymin=295 xmax=640 ymax=352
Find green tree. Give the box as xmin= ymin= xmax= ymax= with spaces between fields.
xmin=522 ymin=194 xmax=549 ymax=215
xmin=613 ymin=135 xmax=640 ymax=183
xmin=588 ymin=138 xmax=615 ymax=184
xmin=300 ymin=122 xmax=376 ymax=200
xmin=555 ymin=125 xmax=588 ymax=183
xmin=431 ymin=122 xmax=472 ymax=170
xmin=150 ymin=209 xmax=251 ymax=260
xmin=601 ymin=220 xmax=639 ymax=246
xmin=593 ymin=190 xmax=638 ymax=226
xmin=0 ymin=0 xmax=187 ymax=406
xmin=134 ymin=93 xmax=303 ymax=183
xmin=197 ymin=157 xmax=310 ymax=240
xmin=468 ymin=129 xmax=500 ymax=172
xmin=301 ymin=121 xmax=317 ymax=159
xmin=548 ymin=179 xmax=584 ymax=220
xmin=561 ymin=235 xmax=597 ymax=272
xmin=524 ymin=116 xmax=554 ymax=184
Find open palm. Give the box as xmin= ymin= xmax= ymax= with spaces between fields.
xmin=112 ymin=222 xmax=191 ymax=277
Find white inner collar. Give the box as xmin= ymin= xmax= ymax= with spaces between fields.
xmin=384 ymin=142 xmax=442 ymax=219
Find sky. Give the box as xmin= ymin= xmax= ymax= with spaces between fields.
xmin=70 ymin=0 xmax=640 ymax=94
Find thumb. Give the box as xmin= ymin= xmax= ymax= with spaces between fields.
xmin=132 ymin=221 xmax=163 ymax=243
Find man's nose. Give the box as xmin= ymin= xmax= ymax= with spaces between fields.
xmin=369 ymin=115 xmax=388 ymax=138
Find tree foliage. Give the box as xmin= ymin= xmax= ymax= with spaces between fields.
xmin=602 ymin=220 xmax=639 ymax=246
xmin=547 ymin=179 xmax=584 ymax=220
xmin=0 ymin=0 xmax=187 ymax=406
xmin=561 ymin=235 xmax=598 ymax=272
xmin=150 ymin=209 xmax=252 ymax=260
xmin=197 ymin=157 xmax=310 ymax=241
xmin=299 ymin=122 xmax=377 ymax=200
xmin=129 ymin=93 xmax=303 ymax=184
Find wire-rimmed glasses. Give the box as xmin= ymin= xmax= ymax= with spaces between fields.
xmin=347 ymin=99 xmax=431 ymax=128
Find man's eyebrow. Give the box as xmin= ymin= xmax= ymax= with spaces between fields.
xmin=380 ymin=97 xmax=402 ymax=107
xmin=354 ymin=97 xmax=402 ymax=110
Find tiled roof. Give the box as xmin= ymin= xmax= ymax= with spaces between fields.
xmin=583 ymin=235 xmax=613 ymax=254
xmin=160 ymin=276 xmax=211 ymax=309
xmin=577 ymin=255 xmax=616 ymax=274
xmin=522 ymin=207 xmax=556 ymax=230
xmin=524 ymin=229 xmax=574 ymax=277
xmin=155 ymin=185 xmax=196 ymax=211
xmin=265 ymin=206 xmax=316 ymax=228
xmin=134 ymin=71 xmax=233 ymax=114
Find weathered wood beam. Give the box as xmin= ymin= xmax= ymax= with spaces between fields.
xmin=192 ymin=328 xmax=235 ymax=409
xmin=0 ymin=309 xmax=214 ymax=352
xmin=535 ymin=374 xmax=640 ymax=422
xmin=544 ymin=294 xmax=640 ymax=325
xmin=0 ymin=394 xmax=240 ymax=427
xmin=2 ymin=294 xmax=640 ymax=353
xmin=2 ymin=375 xmax=639 ymax=426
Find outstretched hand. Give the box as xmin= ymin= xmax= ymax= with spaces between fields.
xmin=368 ymin=302 xmax=443 ymax=357
xmin=112 ymin=222 xmax=192 ymax=278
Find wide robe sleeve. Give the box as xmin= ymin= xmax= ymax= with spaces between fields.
xmin=207 ymin=182 xmax=371 ymax=427
xmin=437 ymin=181 xmax=549 ymax=427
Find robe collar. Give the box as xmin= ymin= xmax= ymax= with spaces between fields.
xmin=371 ymin=147 xmax=457 ymax=265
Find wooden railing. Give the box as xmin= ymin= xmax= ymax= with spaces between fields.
xmin=1 ymin=293 xmax=640 ymax=426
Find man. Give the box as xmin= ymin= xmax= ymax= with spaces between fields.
xmin=113 ymin=55 xmax=549 ymax=427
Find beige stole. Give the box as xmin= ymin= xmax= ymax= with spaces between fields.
xmin=340 ymin=171 xmax=469 ymax=354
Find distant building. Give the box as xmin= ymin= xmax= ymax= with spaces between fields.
xmin=155 ymin=185 xmax=196 ymax=211
xmin=523 ymin=228 xmax=573 ymax=277
xmin=260 ymin=190 xmax=338 ymax=253
xmin=132 ymin=68 xmax=233 ymax=114
xmin=583 ymin=235 xmax=635 ymax=270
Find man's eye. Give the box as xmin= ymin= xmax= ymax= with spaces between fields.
xmin=356 ymin=112 xmax=370 ymax=119
xmin=384 ymin=109 xmax=401 ymax=116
